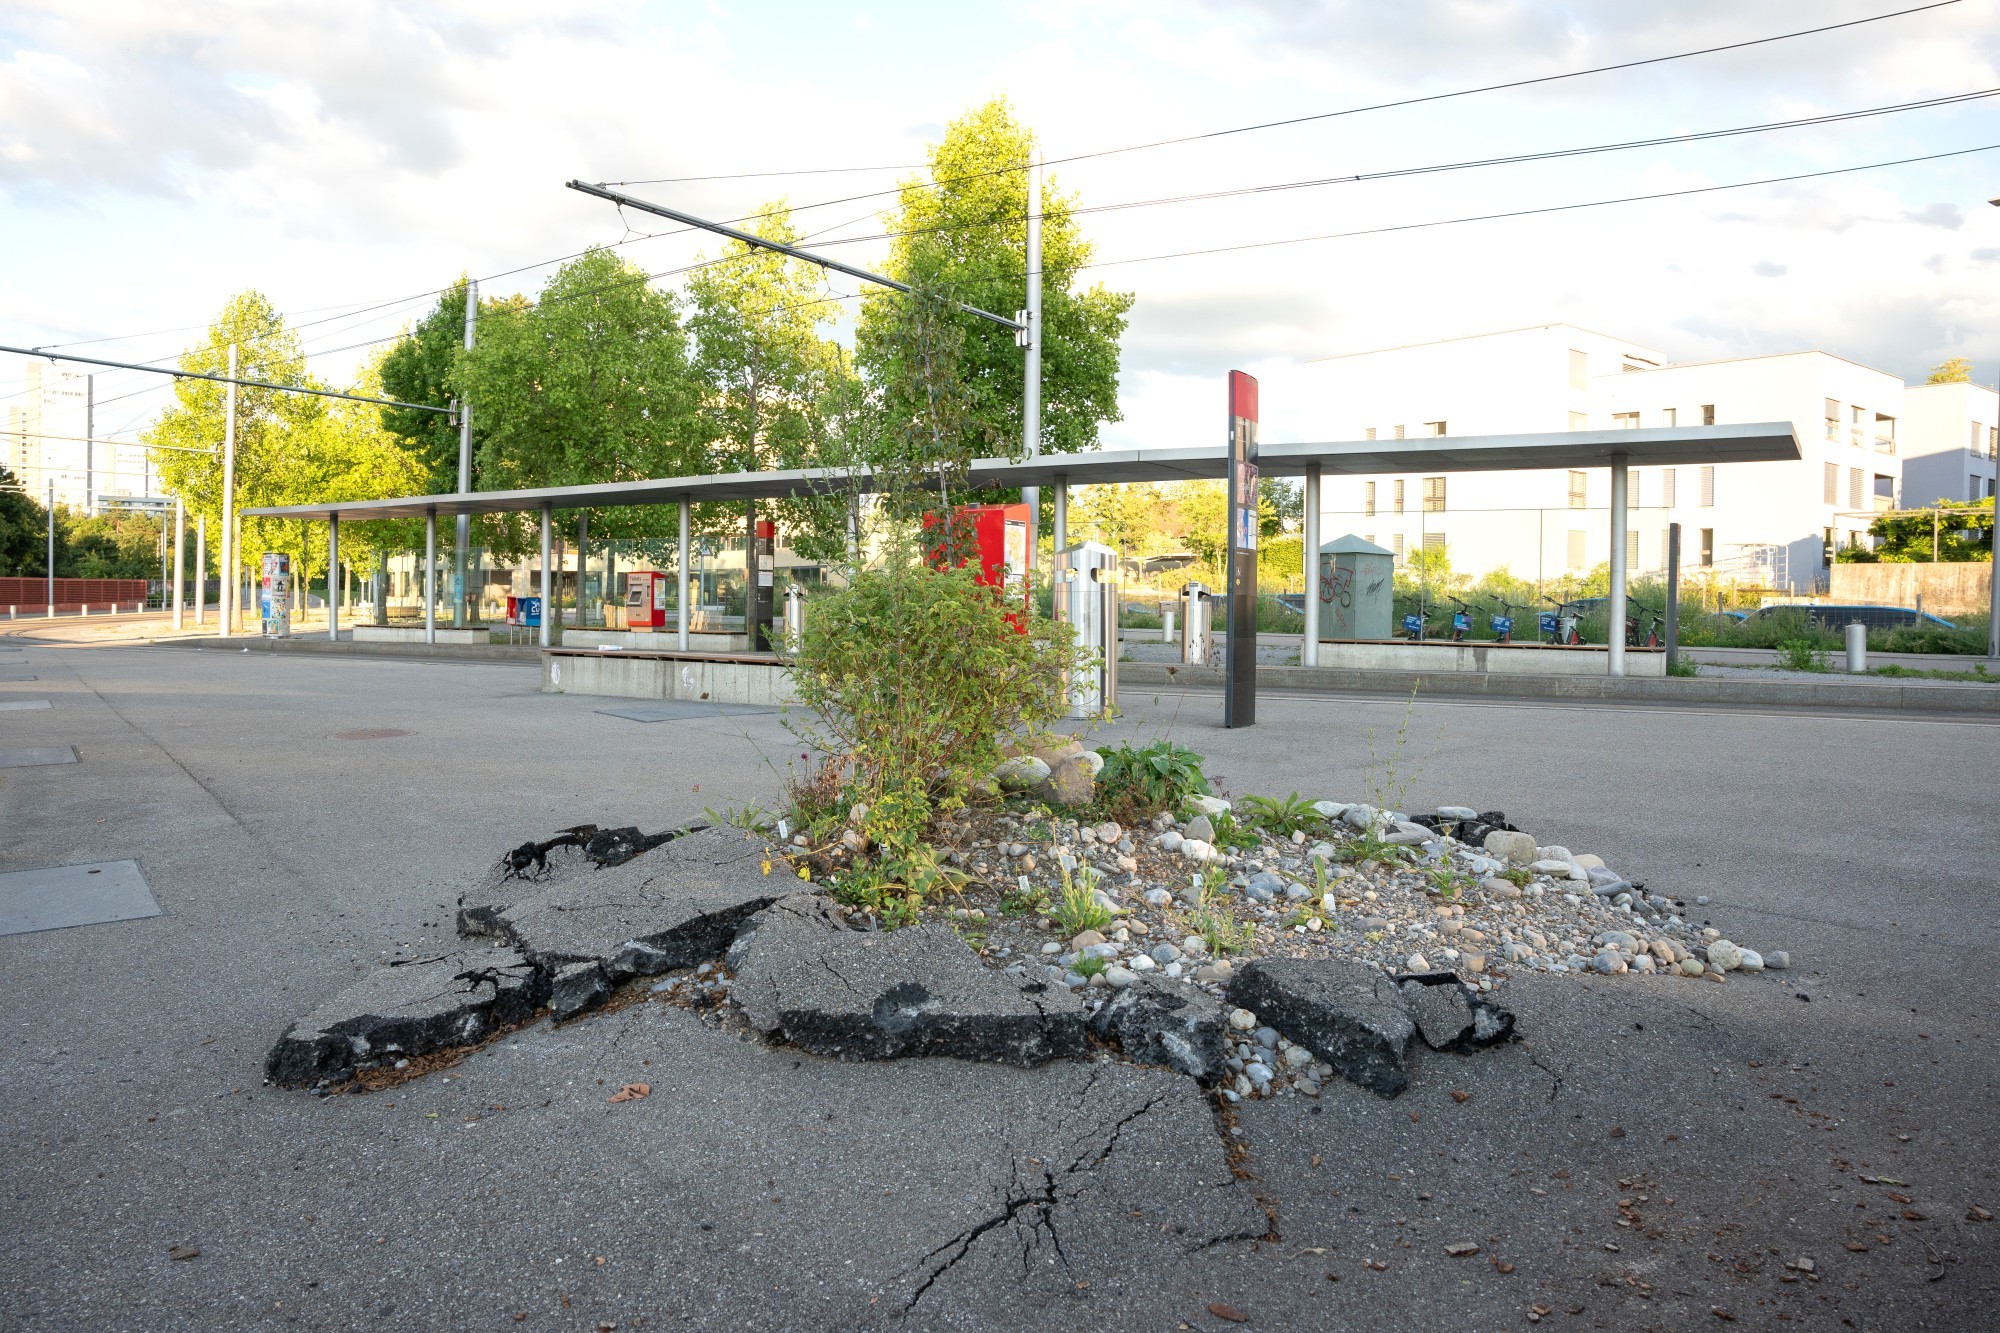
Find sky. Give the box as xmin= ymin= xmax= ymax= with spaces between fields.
xmin=3 ymin=0 xmax=1998 ymax=457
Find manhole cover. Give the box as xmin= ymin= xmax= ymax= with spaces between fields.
xmin=331 ymin=728 xmax=413 ymax=741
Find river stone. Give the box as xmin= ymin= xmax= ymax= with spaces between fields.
xmin=265 ymin=944 xmax=544 ymax=1088
xmin=1706 ymin=939 xmax=1744 ymax=971
xmin=994 ymin=755 xmax=1052 ymax=791
xmin=730 ymin=913 xmax=1086 ymax=1067
xmin=1228 ymin=958 xmax=1415 ymax=1098
xmin=1483 ymin=830 xmax=1537 ymax=865
xmin=1183 ymin=814 xmax=1215 ymax=844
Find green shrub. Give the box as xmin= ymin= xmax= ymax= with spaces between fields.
xmin=1873 ymin=614 xmax=1986 ymax=656
xmin=1730 ymin=607 xmax=1838 ymax=651
xmin=1238 ymin=791 xmax=1324 ymax=838
xmin=1777 ymin=639 xmax=1832 ymax=672
xmin=1094 ymin=740 xmax=1212 ymax=822
xmin=790 ymin=542 xmax=1080 ymax=843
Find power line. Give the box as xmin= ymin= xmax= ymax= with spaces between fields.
xmin=0 ymin=344 xmax=454 ymax=415
xmin=601 ymin=2 xmax=1968 ymax=215
xmin=606 ymin=162 xmax=924 ymax=186
xmin=20 ymin=2 xmax=1957 ymax=373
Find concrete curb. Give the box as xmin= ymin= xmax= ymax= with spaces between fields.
xmin=153 ymin=636 xmax=544 ymax=664
xmin=1118 ymin=661 xmax=2000 ymax=714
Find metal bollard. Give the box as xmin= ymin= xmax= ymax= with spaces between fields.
xmin=1845 ymin=622 xmax=1867 ymax=673
xmin=1162 ymin=607 xmax=1176 ymax=643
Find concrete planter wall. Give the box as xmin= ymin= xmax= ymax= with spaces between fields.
xmin=562 ymin=628 xmax=749 ymax=653
xmin=541 ymin=650 xmax=797 ymax=706
xmin=353 ymin=624 xmax=491 ymax=646
xmin=1309 ymin=639 xmax=1666 ymax=677
xmin=1829 ymin=563 xmax=1992 ymax=617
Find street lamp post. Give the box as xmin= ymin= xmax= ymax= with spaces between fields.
xmin=1989 ymin=196 xmax=1999 ymax=662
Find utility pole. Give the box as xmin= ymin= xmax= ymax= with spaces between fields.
xmin=45 ymin=478 xmax=54 ymax=615
xmin=84 ymin=374 xmax=94 ymax=517
xmin=1021 ymin=148 xmax=1043 ymax=578
xmin=456 ymin=279 xmax=476 ymax=626
xmin=195 ymin=515 xmax=205 ymax=626
xmin=219 ymin=343 xmax=237 ymax=637
xmin=172 ymin=496 xmax=185 ymax=630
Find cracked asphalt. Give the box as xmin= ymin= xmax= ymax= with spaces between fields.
xmin=2 ymin=633 xmax=1996 ymax=1330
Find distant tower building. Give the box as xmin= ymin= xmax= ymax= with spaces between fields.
xmin=12 ymin=364 xmax=160 ymax=512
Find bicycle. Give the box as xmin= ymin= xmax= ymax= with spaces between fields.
xmin=1443 ymin=595 xmax=1475 ymax=642
xmin=1628 ymin=602 xmax=1664 ymax=648
xmin=1489 ymin=597 xmax=1528 ymax=644
xmin=1400 ymin=601 xmax=1432 ymax=642
xmin=1539 ymin=597 xmax=1582 ymax=646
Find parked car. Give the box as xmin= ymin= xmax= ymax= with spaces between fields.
xmin=1742 ymin=604 xmax=1956 ymax=632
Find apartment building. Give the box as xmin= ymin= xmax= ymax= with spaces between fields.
xmin=7 ymin=365 xmax=159 ymax=513
xmin=1900 ymin=379 xmax=1998 ymax=506
xmin=1291 ymin=325 xmax=1910 ymax=592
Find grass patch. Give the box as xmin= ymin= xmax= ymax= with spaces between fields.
xmin=1052 ymin=865 xmax=1113 ymax=936
xmin=1871 ymin=662 xmax=1997 ymax=683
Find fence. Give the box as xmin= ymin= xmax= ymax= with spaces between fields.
xmin=0 ymin=577 xmax=150 ymax=613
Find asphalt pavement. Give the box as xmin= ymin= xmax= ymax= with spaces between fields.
xmin=2 ymin=634 xmax=1995 ymax=1330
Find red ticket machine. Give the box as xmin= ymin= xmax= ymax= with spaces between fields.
xmin=625 ymin=570 xmax=672 ymax=631
xmin=926 ymin=503 xmax=1032 ymax=620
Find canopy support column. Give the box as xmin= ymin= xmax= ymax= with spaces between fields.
xmin=1608 ymin=454 xmax=1629 ymax=678
xmin=327 ymin=514 xmax=339 ymax=640
xmin=1302 ymin=464 xmax=1321 ymax=667
xmin=538 ymin=502 xmax=553 ymax=649
xmin=423 ymin=509 xmax=436 ymax=647
xmin=677 ymin=496 xmax=691 ymax=651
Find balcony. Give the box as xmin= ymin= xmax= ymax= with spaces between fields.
xmin=1874 ymin=436 xmax=1896 ymax=455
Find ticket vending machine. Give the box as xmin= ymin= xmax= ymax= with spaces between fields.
xmin=1055 ymin=540 xmax=1120 ymax=720
xmin=624 ymin=570 xmax=672 ymax=631
xmin=927 ymin=502 xmax=1032 ymax=621
xmin=259 ymin=552 xmax=292 ymax=638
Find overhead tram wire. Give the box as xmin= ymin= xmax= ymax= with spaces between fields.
xmin=600 ymin=2 xmax=1967 ymax=207
xmin=30 ymin=3 xmax=1954 ymax=371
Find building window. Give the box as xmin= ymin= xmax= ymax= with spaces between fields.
xmin=1875 ymin=413 xmax=1895 ymax=453
xmin=1568 ymin=411 xmax=1588 ymax=431
xmin=1823 ymin=462 xmax=1839 ymax=505
xmin=1422 ymin=476 xmax=1447 ymax=512
xmin=1700 ymin=528 xmax=1714 ymax=567
xmin=1568 ymin=470 xmax=1588 ymax=509
xmin=1365 ymin=427 xmax=1377 ymax=441
xmin=1848 ymin=467 xmax=1863 ymax=510
xmin=1612 ymin=411 xmax=1640 ymax=429
xmin=1701 ymin=404 xmax=1716 ymax=426
xmin=1624 ymin=531 xmax=1639 ymax=569
xmin=1851 ymin=405 xmax=1866 ymax=447
xmin=1700 ymin=466 xmax=1715 ymax=507
xmin=1423 ymin=532 xmax=1445 ymax=552
xmin=1393 ymin=424 xmax=1406 ymax=440
xmin=1824 ymin=398 xmax=1841 ymax=441
xmin=1424 ymin=421 xmax=1447 ymax=437
xmin=1363 ymin=533 xmax=1374 ymax=546
xmin=1391 ymin=533 xmax=1405 ymax=562
xmin=1364 ymin=481 xmax=1376 ymax=516
xmin=1974 ymin=423 xmax=1984 ymax=453
xmin=1661 ymin=467 xmax=1677 ymax=508
xmin=1568 ymin=349 xmax=1589 ymax=390
xmin=1566 ymin=530 xmax=1586 ymax=570
xmin=1393 ymin=480 xmax=1405 ymax=513
xmin=1662 ymin=407 xmax=1677 ymax=427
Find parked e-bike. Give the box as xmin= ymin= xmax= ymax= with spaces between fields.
xmin=1539 ymin=597 xmax=1583 ymax=646
xmin=1489 ymin=597 xmax=1527 ymax=644
xmin=1443 ymin=595 xmax=1475 ymax=642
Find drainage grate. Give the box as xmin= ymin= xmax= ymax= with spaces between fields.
xmin=331 ymin=728 xmax=413 ymax=740
xmin=0 ymin=860 xmax=160 ymax=936
xmin=0 ymin=746 xmax=75 ymax=767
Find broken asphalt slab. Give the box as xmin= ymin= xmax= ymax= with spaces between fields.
xmin=1087 ymin=975 xmax=1229 ymax=1079
xmin=1396 ymin=969 xmax=1517 ymax=1052
xmin=731 ymin=897 xmax=1087 ymax=1066
xmin=1229 ymin=957 xmax=1418 ymax=1098
xmin=463 ymin=824 xmax=786 ymax=1010
xmin=264 ymin=944 xmax=543 ymax=1087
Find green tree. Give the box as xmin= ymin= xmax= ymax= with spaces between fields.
xmin=1926 ymin=357 xmax=1973 ymax=384
xmin=459 ymin=249 xmax=703 ymax=552
xmin=145 ymin=291 xmax=313 ymax=589
xmin=857 ymin=97 xmax=1133 ymax=463
xmin=55 ymin=508 xmax=166 ymax=580
xmin=686 ymin=204 xmax=856 ymax=560
xmin=0 ymin=465 xmax=47 ymax=576
xmin=1848 ymin=496 xmax=1995 ymax=562
xmin=378 ymin=277 xmax=486 ymax=494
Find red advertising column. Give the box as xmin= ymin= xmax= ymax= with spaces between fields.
xmin=1225 ymin=371 xmax=1259 ymax=728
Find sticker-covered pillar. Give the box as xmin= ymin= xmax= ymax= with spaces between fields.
xmin=1225 ymin=370 xmax=1259 ymax=728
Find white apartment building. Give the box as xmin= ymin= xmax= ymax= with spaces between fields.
xmin=1900 ymin=379 xmax=1998 ymax=506
xmin=5 ymin=365 xmax=159 ymax=513
xmin=1289 ymin=325 xmax=1914 ymax=593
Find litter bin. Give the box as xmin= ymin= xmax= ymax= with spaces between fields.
xmin=1181 ymin=581 xmax=1213 ymax=665
xmin=1055 ymin=540 xmax=1120 ymax=719
xmin=783 ymin=584 xmax=806 ymax=658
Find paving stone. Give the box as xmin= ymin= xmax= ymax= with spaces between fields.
xmin=1088 ymin=976 xmax=1228 ymax=1079
xmin=1227 ymin=958 xmax=1415 ymax=1098
xmin=264 ymin=945 xmax=544 ymax=1088
xmin=731 ymin=911 xmax=1086 ymax=1067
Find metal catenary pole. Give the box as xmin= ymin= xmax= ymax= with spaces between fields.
xmin=172 ymin=496 xmax=185 ymax=630
xmin=45 ymin=478 xmax=54 ymax=614
xmin=1665 ymin=521 xmax=1682 ymax=673
xmin=456 ymin=279 xmax=477 ymax=627
xmin=1022 ymin=148 xmax=1043 ymax=581
xmin=219 ymin=344 xmax=237 ymax=637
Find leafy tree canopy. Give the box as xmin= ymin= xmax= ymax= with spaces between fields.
xmin=0 ymin=464 xmax=49 ymax=577
xmin=858 ymin=97 xmax=1133 ymax=463
xmin=1926 ymin=356 xmax=1973 ymax=384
